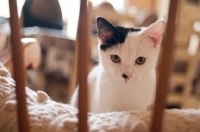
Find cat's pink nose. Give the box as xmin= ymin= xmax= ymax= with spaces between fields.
xmin=122 ymin=73 xmax=132 ymax=81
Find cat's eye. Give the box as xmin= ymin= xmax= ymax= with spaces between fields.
xmin=111 ymin=55 xmax=121 ymax=63
xmin=135 ymin=57 xmax=146 ymax=65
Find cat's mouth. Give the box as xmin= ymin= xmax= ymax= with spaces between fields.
xmin=124 ymin=80 xmax=137 ymax=85
xmin=112 ymin=77 xmax=138 ymax=85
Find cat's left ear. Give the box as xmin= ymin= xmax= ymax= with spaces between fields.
xmin=142 ymin=19 xmax=166 ymax=47
xmin=96 ymin=17 xmax=116 ymax=43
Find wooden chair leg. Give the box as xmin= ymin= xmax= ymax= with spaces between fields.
xmin=77 ymin=0 xmax=90 ymax=132
xmin=9 ymin=0 xmax=30 ymax=131
xmin=150 ymin=0 xmax=179 ymax=132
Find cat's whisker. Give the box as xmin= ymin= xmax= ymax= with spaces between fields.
xmin=117 ymin=26 xmax=120 ymax=43
xmin=99 ymin=80 xmax=110 ymax=85
xmin=110 ymin=34 xmax=118 ymax=44
xmin=99 ymin=77 xmax=111 ymax=85
xmin=140 ymin=81 xmax=151 ymax=87
xmin=90 ymin=57 xmax=99 ymax=65
xmin=138 ymin=82 xmax=151 ymax=100
xmin=100 ymin=81 xmax=112 ymax=90
xmin=138 ymin=82 xmax=149 ymax=90
xmin=137 ymin=84 xmax=147 ymax=105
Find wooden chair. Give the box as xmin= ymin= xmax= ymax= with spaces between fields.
xmin=6 ymin=0 xmax=179 ymax=132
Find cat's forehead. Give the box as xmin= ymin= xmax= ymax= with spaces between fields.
xmin=122 ymin=33 xmax=153 ymax=51
xmin=105 ymin=32 xmax=153 ymax=56
xmin=102 ymin=31 xmax=145 ymax=52
xmin=125 ymin=32 xmax=144 ymax=46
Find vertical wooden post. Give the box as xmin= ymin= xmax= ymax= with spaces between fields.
xmin=77 ymin=0 xmax=89 ymax=132
xmin=9 ymin=0 xmax=30 ymax=132
xmin=68 ymin=1 xmax=92 ymax=103
xmin=150 ymin=0 xmax=179 ymax=132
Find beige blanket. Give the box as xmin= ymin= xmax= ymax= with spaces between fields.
xmin=0 ymin=63 xmax=200 ymax=132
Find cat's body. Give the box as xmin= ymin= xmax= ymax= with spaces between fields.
xmin=71 ymin=17 xmax=166 ymax=114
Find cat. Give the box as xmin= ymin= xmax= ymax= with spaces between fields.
xmin=70 ymin=17 xmax=166 ymax=114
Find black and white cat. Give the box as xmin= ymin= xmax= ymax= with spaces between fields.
xmin=71 ymin=17 xmax=166 ymax=113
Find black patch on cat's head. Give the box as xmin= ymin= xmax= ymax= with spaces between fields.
xmin=96 ymin=17 xmax=141 ymax=51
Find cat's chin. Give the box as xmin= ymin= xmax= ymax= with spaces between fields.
xmin=122 ymin=82 xmax=137 ymax=86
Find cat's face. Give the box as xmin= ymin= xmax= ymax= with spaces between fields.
xmin=96 ymin=17 xmax=166 ymax=85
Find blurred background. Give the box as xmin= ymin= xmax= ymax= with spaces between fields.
xmin=0 ymin=0 xmax=200 ymax=109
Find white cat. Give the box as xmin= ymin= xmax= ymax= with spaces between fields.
xmin=71 ymin=17 xmax=166 ymax=114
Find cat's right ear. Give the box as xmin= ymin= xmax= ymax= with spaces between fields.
xmin=96 ymin=17 xmax=115 ymax=43
xmin=142 ymin=19 xmax=166 ymax=48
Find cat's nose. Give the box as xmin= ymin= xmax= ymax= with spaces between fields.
xmin=122 ymin=73 xmax=132 ymax=80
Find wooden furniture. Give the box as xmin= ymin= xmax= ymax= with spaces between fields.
xmin=6 ymin=0 xmax=180 ymax=132
xmin=92 ymin=2 xmax=126 ymax=24
xmin=150 ymin=0 xmax=179 ymax=131
xmin=167 ymin=0 xmax=200 ymax=109
xmin=9 ymin=0 xmax=30 ymax=131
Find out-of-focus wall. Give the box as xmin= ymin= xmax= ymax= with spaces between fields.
xmin=128 ymin=0 xmax=170 ymax=19
xmin=0 ymin=0 xmax=25 ymax=18
xmin=155 ymin=0 xmax=170 ymax=19
xmin=129 ymin=0 xmax=155 ymax=10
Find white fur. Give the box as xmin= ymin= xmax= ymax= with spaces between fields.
xmin=71 ymin=20 xmax=166 ymax=114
